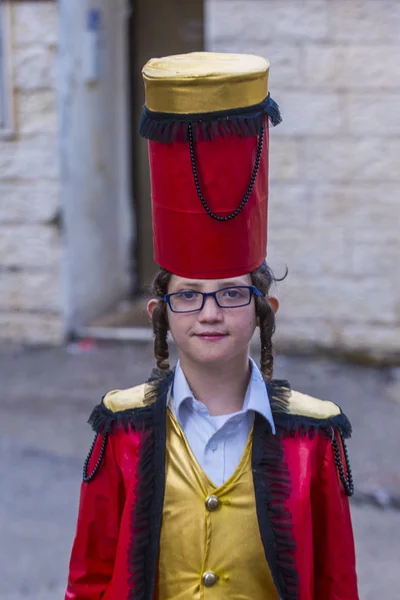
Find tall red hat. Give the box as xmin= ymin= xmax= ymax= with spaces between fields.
xmin=140 ymin=52 xmax=282 ymax=279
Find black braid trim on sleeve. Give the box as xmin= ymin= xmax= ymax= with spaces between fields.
xmin=82 ymin=432 xmax=109 ymax=483
xmin=331 ymin=429 xmax=355 ymax=497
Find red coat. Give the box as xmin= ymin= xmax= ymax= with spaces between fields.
xmin=65 ymin=374 xmax=359 ymax=600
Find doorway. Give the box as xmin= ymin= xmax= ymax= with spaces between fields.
xmin=129 ymin=0 xmax=204 ymax=292
xmin=82 ymin=0 xmax=204 ymax=337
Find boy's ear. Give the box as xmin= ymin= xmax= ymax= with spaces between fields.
xmin=266 ymin=296 xmax=279 ymax=314
xmin=146 ymin=299 xmax=159 ymax=320
xmin=256 ymin=295 xmax=279 ymax=327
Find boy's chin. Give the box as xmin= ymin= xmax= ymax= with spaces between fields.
xmin=187 ymin=346 xmax=239 ymax=366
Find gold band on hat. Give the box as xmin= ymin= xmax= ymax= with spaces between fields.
xmin=142 ymin=52 xmax=270 ymax=114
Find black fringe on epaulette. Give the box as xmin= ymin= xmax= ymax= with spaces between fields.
xmin=87 ymin=370 xmax=173 ymax=435
xmin=252 ymin=414 xmax=299 ymax=600
xmin=145 ymin=367 xmax=174 ymax=386
xmin=88 ymin=399 xmax=154 ymax=435
xmin=267 ymin=379 xmax=292 ymax=412
xmin=139 ymin=93 xmax=282 ymax=143
xmin=273 ymin=412 xmax=352 ymax=440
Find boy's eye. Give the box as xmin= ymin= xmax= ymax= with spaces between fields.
xmin=222 ymin=288 xmax=243 ymax=298
xmin=178 ymin=291 xmax=198 ymax=301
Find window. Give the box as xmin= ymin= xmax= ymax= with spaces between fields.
xmin=0 ymin=1 xmax=14 ymax=137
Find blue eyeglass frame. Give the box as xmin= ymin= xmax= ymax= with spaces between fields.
xmin=163 ymin=285 xmax=263 ymax=313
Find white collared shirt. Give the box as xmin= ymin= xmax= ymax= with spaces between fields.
xmin=171 ymin=358 xmax=275 ymax=487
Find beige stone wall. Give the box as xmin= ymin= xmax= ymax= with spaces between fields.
xmin=207 ymin=0 xmax=400 ymax=361
xmin=0 ymin=2 xmax=62 ymax=343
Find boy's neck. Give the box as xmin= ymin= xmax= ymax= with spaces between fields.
xmin=178 ymin=354 xmax=251 ymax=416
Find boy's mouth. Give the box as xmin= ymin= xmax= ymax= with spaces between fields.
xmin=195 ymin=332 xmax=228 ymax=339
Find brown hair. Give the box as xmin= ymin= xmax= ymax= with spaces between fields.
xmin=149 ymin=263 xmax=281 ymax=381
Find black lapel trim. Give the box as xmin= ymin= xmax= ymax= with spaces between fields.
xmin=127 ymin=416 xmax=156 ymax=600
xmin=252 ymin=412 xmax=299 ymax=600
xmin=127 ymin=372 xmax=172 ymax=600
xmin=144 ymin=374 xmax=171 ymax=600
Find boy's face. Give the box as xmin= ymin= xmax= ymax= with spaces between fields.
xmin=163 ymin=273 xmax=258 ymax=368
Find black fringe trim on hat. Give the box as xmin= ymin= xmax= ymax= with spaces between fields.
xmin=253 ymin=384 xmax=299 ymax=600
xmin=139 ymin=93 xmax=282 ymax=143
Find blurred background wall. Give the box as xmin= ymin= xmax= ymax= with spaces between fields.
xmin=0 ymin=2 xmax=62 ymax=342
xmin=207 ymin=0 xmax=400 ymax=362
xmin=0 ymin=0 xmax=399 ymax=362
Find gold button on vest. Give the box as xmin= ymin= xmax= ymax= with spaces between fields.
xmin=205 ymin=495 xmax=219 ymax=511
xmin=156 ymin=408 xmax=279 ymax=599
xmin=202 ymin=571 xmax=218 ymax=587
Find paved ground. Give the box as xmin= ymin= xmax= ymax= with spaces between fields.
xmin=1 ymin=342 xmax=400 ymax=599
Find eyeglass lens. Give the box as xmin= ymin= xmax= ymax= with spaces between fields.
xmin=169 ymin=287 xmax=252 ymax=312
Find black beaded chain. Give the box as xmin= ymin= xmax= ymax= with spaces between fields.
xmin=82 ymin=432 xmax=109 ymax=483
xmin=188 ymin=121 xmax=265 ymax=221
xmin=331 ymin=428 xmax=354 ymax=497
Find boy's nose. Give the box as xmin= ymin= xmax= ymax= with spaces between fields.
xmin=198 ymin=295 xmax=223 ymax=320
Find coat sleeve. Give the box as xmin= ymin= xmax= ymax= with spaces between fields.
xmin=65 ymin=432 xmax=125 ymax=600
xmin=312 ymin=429 xmax=359 ymax=600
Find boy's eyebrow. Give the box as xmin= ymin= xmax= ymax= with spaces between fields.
xmin=173 ymin=281 xmax=202 ymax=290
xmin=172 ymin=280 xmax=247 ymax=291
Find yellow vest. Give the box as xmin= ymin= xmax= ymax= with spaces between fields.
xmin=156 ymin=408 xmax=279 ymax=599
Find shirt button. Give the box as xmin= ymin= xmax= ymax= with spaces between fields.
xmin=209 ymin=441 xmax=218 ymax=452
xmin=205 ymin=495 xmax=220 ymax=511
xmin=202 ymin=571 xmax=218 ymax=587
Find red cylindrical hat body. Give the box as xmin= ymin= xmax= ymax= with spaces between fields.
xmin=148 ymin=126 xmax=269 ymax=279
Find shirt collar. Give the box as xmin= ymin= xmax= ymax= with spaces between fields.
xmin=172 ymin=357 xmax=276 ymax=434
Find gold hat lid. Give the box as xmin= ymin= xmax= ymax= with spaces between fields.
xmin=142 ymin=52 xmax=270 ymax=114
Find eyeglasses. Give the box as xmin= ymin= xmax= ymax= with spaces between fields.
xmin=163 ymin=285 xmax=262 ymax=313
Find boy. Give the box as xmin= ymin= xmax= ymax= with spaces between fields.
xmin=65 ymin=52 xmax=358 ymax=599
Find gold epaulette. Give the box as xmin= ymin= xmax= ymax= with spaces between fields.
xmin=268 ymin=381 xmax=343 ymax=422
xmin=287 ymin=390 xmax=341 ymax=420
xmin=103 ymin=383 xmax=153 ymax=412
